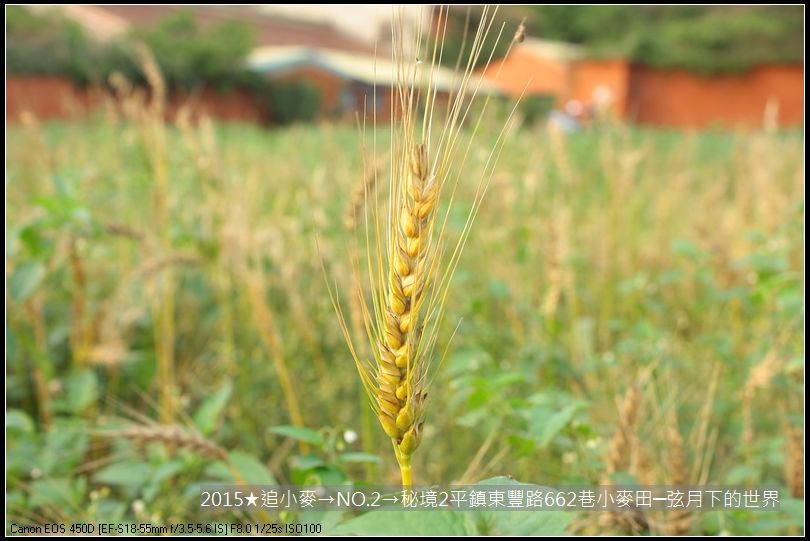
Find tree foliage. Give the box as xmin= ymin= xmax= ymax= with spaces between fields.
xmin=129 ymin=11 xmax=256 ymax=91
xmin=6 ymin=6 xmax=96 ymax=81
xmin=6 ymin=8 xmax=257 ymax=89
xmin=528 ymin=5 xmax=804 ymax=73
xmin=6 ymin=7 xmax=322 ymax=123
xmin=440 ymin=6 xmax=803 ymax=74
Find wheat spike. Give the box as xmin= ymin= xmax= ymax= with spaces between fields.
xmin=375 ymin=143 xmax=434 ymax=456
xmin=100 ymin=424 xmax=227 ymax=461
xmin=665 ymin=425 xmax=692 ymax=535
xmin=606 ymin=384 xmax=640 ymax=475
xmin=784 ymin=423 xmax=804 ymax=499
xmin=600 ymin=384 xmax=647 ymax=534
xmin=327 ymin=6 xmax=521 ymax=487
xmin=345 ymin=163 xmax=381 ymax=231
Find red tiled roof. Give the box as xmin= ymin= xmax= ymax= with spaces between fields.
xmin=91 ymin=5 xmax=374 ymax=54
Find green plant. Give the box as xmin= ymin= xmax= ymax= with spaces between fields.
xmin=258 ymin=81 xmax=321 ymax=125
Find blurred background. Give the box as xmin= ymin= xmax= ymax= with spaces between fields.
xmin=5 ymin=5 xmax=804 ymax=536
xmin=6 ymin=5 xmax=804 ymax=128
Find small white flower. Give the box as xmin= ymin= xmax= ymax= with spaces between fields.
xmin=30 ymin=467 xmax=42 ymax=479
xmin=132 ymin=499 xmax=145 ymax=515
xmin=343 ymin=430 xmax=358 ymax=444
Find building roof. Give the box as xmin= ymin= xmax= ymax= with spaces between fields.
xmin=518 ymin=38 xmax=584 ymax=62
xmin=479 ymin=38 xmax=585 ymax=98
xmin=57 ymin=5 xmax=374 ymax=54
xmin=248 ymin=46 xmax=501 ymax=95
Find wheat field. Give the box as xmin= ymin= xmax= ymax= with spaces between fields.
xmin=6 ymin=82 xmax=804 ymax=534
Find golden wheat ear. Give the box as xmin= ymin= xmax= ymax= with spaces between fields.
xmin=326 ymin=6 xmax=523 ymax=488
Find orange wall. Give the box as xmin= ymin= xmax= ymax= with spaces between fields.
xmin=565 ymin=60 xmax=630 ymax=117
xmin=627 ymin=65 xmax=804 ymax=128
xmin=482 ymin=48 xmax=569 ymax=97
xmin=7 ymin=76 xmax=266 ymax=124
xmin=6 ymin=76 xmax=94 ymax=121
xmin=507 ymin=53 xmax=804 ymax=129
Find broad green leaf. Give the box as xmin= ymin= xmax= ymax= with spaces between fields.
xmin=528 ymin=401 xmax=587 ymax=447
xmin=609 ymin=471 xmax=638 ymax=486
xmin=293 ymin=455 xmax=326 ymax=470
xmin=151 ymin=459 xmax=186 ymax=485
xmin=9 ymin=261 xmax=46 ymax=302
xmin=477 ymin=507 xmax=572 ymax=536
xmin=208 ymin=451 xmax=276 ymax=485
xmin=294 ymin=464 xmax=347 ymax=487
xmin=18 ymin=223 xmax=51 ymax=258
xmin=337 ymin=452 xmax=382 ymax=464
xmin=268 ymin=425 xmax=323 ymax=447
xmin=143 ymin=460 xmax=186 ymax=502
xmin=333 ymin=510 xmax=472 ymax=536
xmin=94 ymin=461 xmax=152 ymax=488
xmin=470 ymin=477 xmax=573 ymax=535
xmin=193 ymin=381 xmax=233 ymax=436
xmin=29 ymin=478 xmax=84 ymax=509
xmin=64 ymin=370 xmax=99 ymax=414
xmin=299 ymin=510 xmax=345 ymax=533
xmin=40 ymin=425 xmax=89 ymax=476
xmin=333 ymin=477 xmax=572 ymax=536
xmin=6 ymin=409 xmax=35 ymax=434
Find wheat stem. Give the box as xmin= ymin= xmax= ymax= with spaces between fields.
xmin=394 ymin=442 xmax=413 ymax=488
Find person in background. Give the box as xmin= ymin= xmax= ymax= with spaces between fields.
xmin=548 ymin=99 xmax=585 ymax=133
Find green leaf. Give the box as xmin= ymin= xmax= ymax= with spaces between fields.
xmin=527 ymin=401 xmax=587 ymax=447
xmin=476 ymin=506 xmax=572 ymax=536
xmin=64 ymin=370 xmax=99 ymax=414
xmin=671 ymin=238 xmax=705 ymax=259
xmin=333 ymin=510 xmax=473 ymax=536
xmin=299 ymin=510 xmax=345 ymax=533
xmin=337 ymin=452 xmax=382 ymax=464
xmin=609 ymin=471 xmax=638 ymax=485
xmin=268 ymin=425 xmax=323 ymax=447
xmin=209 ymin=451 xmax=276 ymax=485
xmin=468 ymin=477 xmax=573 ymax=535
xmin=293 ymin=464 xmax=347 ymax=487
xmin=9 ymin=261 xmax=46 ymax=302
xmin=293 ymin=455 xmax=326 ymax=470
xmin=192 ymin=381 xmax=232 ymax=436
xmin=94 ymin=461 xmax=152 ymax=488
xmin=40 ymin=424 xmax=89 ymax=475
xmin=143 ymin=460 xmax=186 ymax=502
xmin=6 ymin=409 xmax=35 ymax=434
xmin=29 ymin=478 xmax=84 ymax=509
xmin=332 ymin=477 xmax=572 ymax=536
xmin=151 ymin=459 xmax=186 ymax=485
xmin=17 ymin=222 xmax=52 ymax=259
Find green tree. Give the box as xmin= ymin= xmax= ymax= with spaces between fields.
xmin=133 ymin=10 xmax=256 ymax=91
xmin=527 ymin=6 xmax=803 ymax=73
